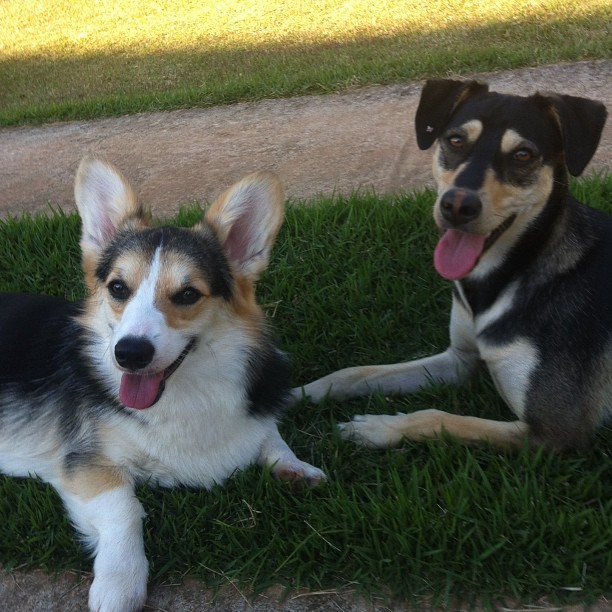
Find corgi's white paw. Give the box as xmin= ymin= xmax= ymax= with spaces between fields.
xmin=338 ymin=413 xmax=408 ymax=448
xmin=88 ymin=558 xmax=148 ymax=612
xmin=289 ymin=386 xmax=304 ymax=405
xmin=271 ymin=457 xmax=327 ymax=488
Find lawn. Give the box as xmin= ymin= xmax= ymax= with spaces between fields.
xmin=0 ymin=176 xmax=610 ymax=607
xmin=1 ymin=0 xmax=610 ymax=125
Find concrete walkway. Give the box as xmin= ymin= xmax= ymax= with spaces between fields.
xmin=1 ymin=60 xmax=610 ymax=219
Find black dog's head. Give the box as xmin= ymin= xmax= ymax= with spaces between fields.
xmin=414 ymin=79 xmax=607 ymax=280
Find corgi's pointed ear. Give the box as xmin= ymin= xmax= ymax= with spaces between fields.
xmin=75 ymin=157 xmax=146 ymax=255
xmin=205 ymin=172 xmax=284 ymax=280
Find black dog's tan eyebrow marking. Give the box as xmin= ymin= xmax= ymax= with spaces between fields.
xmin=456 ymin=119 xmax=483 ymax=143
xmin=500 ymin=129 xmax=531 ymax=154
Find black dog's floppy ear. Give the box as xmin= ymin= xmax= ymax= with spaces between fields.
xmin=415 ymin=79 xmax=489 ymax=150
xmin=543 ymin=93 xmax=607 ymax=177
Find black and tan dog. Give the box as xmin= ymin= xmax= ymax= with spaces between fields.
xmin=297 ymin=79 xmax=609 ymax=452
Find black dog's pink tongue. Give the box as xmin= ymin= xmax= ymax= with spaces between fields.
xmin=119 ymin=372 xmax=164 ymax=409
xmin=434 ymin=229 xmax=487 ymax=280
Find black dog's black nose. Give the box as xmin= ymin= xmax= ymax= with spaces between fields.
xmin=440 ymin=188 xmax=482 ymax=226
xmin=115 ymin=336 xmax=155 ymax=370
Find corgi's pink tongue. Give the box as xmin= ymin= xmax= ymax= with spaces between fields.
xmin=434 ymin=229 xmax=487 ymax=280
xmin=119 ymin=372 xmax=164 ymax=409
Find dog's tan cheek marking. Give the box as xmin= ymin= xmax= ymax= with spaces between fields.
xmin=230 ymin=275 xmax=265 ymax=340
xmin=82 ymin=254 xmax=100 ymax=295
xmin=432 ymin=155 xmax=461 ymax=200
xmin=61 ymin=463 xmax=127 ymax=501
xmin=83 ymin=285 xmax=109 ymax=318
xmin=232 ymin=276 xmax=258 ymax=312
xmin=527 ymin=165 xmax=554 ymax=208
xmin=482 ymin=162 xmax=553 ymax=231
xmin=481 ymin=168 xmax=520 ymax=221
xmin=432 ymin=146 xmax=470 ymax=195
xmin=432 ymin=148 xmax=455 ymax=188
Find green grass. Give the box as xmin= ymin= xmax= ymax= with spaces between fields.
xmin=0 ymin=176 xmax=611 ymax=606
xmin=1 ymin=0 xmax=610 ymax=126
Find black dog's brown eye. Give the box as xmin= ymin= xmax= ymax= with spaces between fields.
xmin=172 ymin=287 xmax=202 ymax=306
xmin=108 ymin=280 xmax=131 ymax=301
xmin=513 ymin=148 xmax=533 ymax=163
xmin=448 ymin=134 xmax=464 ymax=149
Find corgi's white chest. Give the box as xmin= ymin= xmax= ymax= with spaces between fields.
xmin=106 ymin=390 xmax=271 ymax=488
xmin=101 ymin=351 xmax=272 ymax=489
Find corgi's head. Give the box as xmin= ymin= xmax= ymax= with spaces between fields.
xmin=75 ymin=157 xmax=284 ymax=409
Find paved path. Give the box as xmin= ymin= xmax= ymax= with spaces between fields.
xmin=1 ymin=60 xmax=610 ymax=219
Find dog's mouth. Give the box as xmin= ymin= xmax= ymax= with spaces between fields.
xmin=119 ymin=339 xmax=196 ymax=410
xmin=434 ymin=215 xmax=516 ymax=280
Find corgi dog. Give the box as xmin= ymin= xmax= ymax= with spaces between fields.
xmin=0 ymin=158 xmax=325 ymax=612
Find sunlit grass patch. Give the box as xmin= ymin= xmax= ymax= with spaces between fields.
xmin=1 ymin=0 xmax=610 ymax=125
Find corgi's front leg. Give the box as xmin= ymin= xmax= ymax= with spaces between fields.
xmin=258 ymin=423 xmax=326 ymax=487
xmin=58 ymin=471 xmax=148 ymax=612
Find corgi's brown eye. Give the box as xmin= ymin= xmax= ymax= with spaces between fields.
xmin=108 ymin=280 xmax=130 ymax=301
xmin=172 ymin=287 xmax=202 ymax=306
xmin=513 ymin=148 xmax=534 ymax=163
xmin=447 ymin=134 xmax=464 ymax=149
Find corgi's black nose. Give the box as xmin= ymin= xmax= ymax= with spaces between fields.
xmin=440 ymin=188 xmax=482 ymax=226
xmin=115 ymin=336 xmax=155 ymax=370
